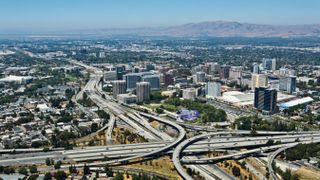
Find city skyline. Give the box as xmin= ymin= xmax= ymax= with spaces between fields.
xmin=1 ymin=0 xmax=320 ymax=33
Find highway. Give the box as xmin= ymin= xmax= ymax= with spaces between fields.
xmin=57 ymin=59 xmax=320 ymax=179
xmin=105 ymin=115 xmax=116 ymax=142
xmin=267 ymin=145 xmax=296 ymax=180
xmin=67 ymin=59 xmax=187 ymax=166
xmin=172 ymin=131 xmax=320 ymax=180
xmin=1 ymin=133 xmax=319 ymax=167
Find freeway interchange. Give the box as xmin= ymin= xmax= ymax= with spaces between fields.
xmin=1 ymin=60 xmax=319 ymax=180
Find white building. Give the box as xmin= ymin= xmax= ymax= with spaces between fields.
xmin=251 ymin=74 xmax=268 ymax=90
xmin=229 ymin=66 xmax=242 ymax=80
xmin=262 ymin=58 xmax=276 ymax=71
xmin=206 ymin=82 xmax=221 ymax=98
xmin=193 ymin=72 xmax=206 ymax=83
xmin=0 ymin=75 xmax=33 ymax=84
xmin=104 ymin=71 xmax=117 ymax=82
xmin=136 ymin=82 xmax=150 ymax=103
xmin=182 ymin=88 xmax=197 ymax=100
xmin=117 ymin=94 xmax=137 ymax=104
xmin=112 ymin=80 xmax=127 ymax=98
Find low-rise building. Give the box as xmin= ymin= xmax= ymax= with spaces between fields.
xmin=117 ymin=94 xmax=137 ymax=104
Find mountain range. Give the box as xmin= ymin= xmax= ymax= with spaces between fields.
xmin=97 ymin=21 xmax=320 ymax=38
xmin=2 ymin=21 xmax=320 ymax=38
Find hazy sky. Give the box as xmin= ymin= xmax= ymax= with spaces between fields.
xmin=1 ymin=0 xmax=319 ymax=32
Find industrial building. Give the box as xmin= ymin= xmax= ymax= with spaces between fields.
xmin=279 ymin=97 xmax=314 ymax=111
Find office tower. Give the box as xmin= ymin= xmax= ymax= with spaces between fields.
xmin=112 ymin=80 xmax=127 ymax=98
xmin=212 ymin=63 xmax=221 ymax=74
xmin=142 ymin=74 xmax=160 ymax=90
xmin=163 ymin=73 xmax=174 ymax=86
xmin=279 ymin=76 xmax=296 ymax=94
xmin=219 ymin=65 xmax=231 ymax=79
xmin=254 ymin=87 xmax=277 ymax=114
xmin=251 ymin=74 xmax=268 ymax=90
xmin=279 ymin=67 xmax=296 ymax=77
xmin=99 ymin=51 xmax=106 ymax=58
xmin=136 ymin=82 xmax=150 ymax=103
xmin=133 ymin=67 xmax=140 ymax=73
xmin=206 ymin=81 xmax=221 ymax=98
xmin=262 ymin=58 xmax=276 ymax=71
xmin=182 ymin=88 xmax=197 ymax=100
xmin=123 ymin=73 xmax=142 ymax=90
xmin=269 ymin=80 xmax=280 ymax=90
xmin=229 ymin=66 xmax=242 ymax=80
xmin=116 ymin=65 xmax=126 ymax=80
xmin=104 ymin=71 xmax=117 ymax=81
xmin=145 ymin=64 xmax=155 ymax=71
xmin=194 ymin=72 xmax=206 ymax=83
xmin=191 ymin=65 xmax=203 ymax=74
xmin=252 ymin=63 xmax=260 ymax=74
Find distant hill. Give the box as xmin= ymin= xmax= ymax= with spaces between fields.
xmin=2 ymin=21 xmax=320 ymax=38
xmin=98 ymin=21 xmax=320 ymax=38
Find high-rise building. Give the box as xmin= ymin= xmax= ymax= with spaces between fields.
xmin=112 ymin=80 xmax=127 ymax=98
xmin=104 ymin=71 xmax=117 ymax=82
xmin=145 ymin=64 xmax=155 ymax=71
xmin=213 ymin=63 xmax=221 ymax=73
xmin=262 ymin=58 xmax=276 ymax=71
xmin=219 ymin=65 xmax=231 ymax=79
xmin=116 ymin=65 xmax=126 ymax=80
xmin=182 ymin=88 xmax=197 ymax=100
xmin=123 ymin=73 xmax=142 ymax=90
xmin=194 ymin=72 xmax=206 ymax=83
xmin=206 ymin=81 xmax=221 ymax=98
xmin=279 ymin=76 xmax=296 ymax=94
xmin=142 ymin=74 xmax=160 ymax=90
xmin=229 ymin=66 xmax=242 ymax=80
xmin=252 ymin=63 xmax=260 ymax=74
xmin=278 ymin=67 xmax=296 ymax=77
xmin=136 ymin=82 xmax=150 ymax=103
xmin=163 ymin=73 xmax=174 ymax=86
xmin=251 ymin=74 xmax=268 ymax=90
xmin=124 ymin=72 xmax=160 ymax=90
xmin=99 ymin=51 xmax=106 ymax=58
xmin=254 ymin=87 xmax=277 ymax=114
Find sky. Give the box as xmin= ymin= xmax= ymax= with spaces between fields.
xmin=0 ymin=0 xmax=319 ymax=33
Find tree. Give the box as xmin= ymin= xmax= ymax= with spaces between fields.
xmin=186 ymin=168 xmax=193 ymax=175
xmin=69 ymin=165 xmax=77 ymax=174
xmin=132 ymin=174 xmax=140 ymax=180
xmin=155 ymin=108 xmax=164 ymax=114
xmin=29 ymin=165 xmax=38 ymax=174
xmin=240 ymin=161 xmax=246 ymax=169
xmin=250 ymin=124 xmax=257 ymax=136
xmin=266 ymin=139 xmax=274 ymax=146
xmin=232 ymin=166 xmax=241 ymax=177
xmin=152 ymin=176 xmax=159 ymax=180
xmin=91 ymin=123 xmax=98 ymax=132
xmin=43 ymin=172 xmax=52 ymax=180
xmin=3 ymin=166 xmax=15 ymax=174
xmin=95 ymin=169 xmax=99 ymax=178
xmin=105 ymin=166 xmax=113 ymax=177
xmin=114 ymin=172 xmax=124 ymax=180
xmin=28 ymin=174 xmax=39 ymax=180
xmin=83 ymin=164 xmax=90 ymax=175
xmin=45 ymin=158 xmax=51 ymax=166
xmin=54 ymin=160 xmax=62 ymax=169
xmin=55 ymin=170 xmax=67 ymax=180
xmin=18 ymin=167 xmax=28 ymax=176
xmin=65 ymin=89 xmax=75 ymax=99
